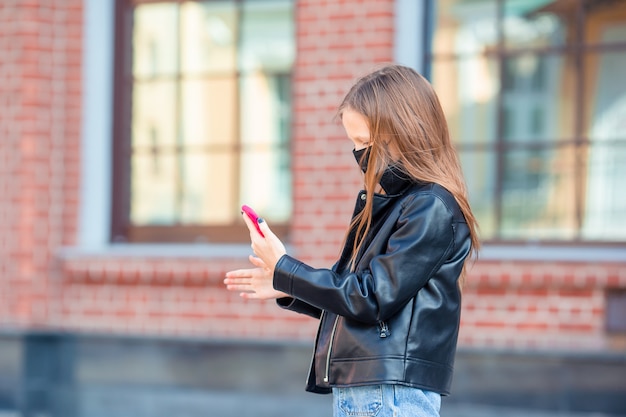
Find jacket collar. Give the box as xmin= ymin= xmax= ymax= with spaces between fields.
xmin=377 ymin=166 xmax=415 ymax=196
xmin=354 ymin=176 xmax=417 ymax=217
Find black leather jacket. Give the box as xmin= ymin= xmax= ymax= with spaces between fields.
xmin=273 ymin=179 xmax=472 ymax=395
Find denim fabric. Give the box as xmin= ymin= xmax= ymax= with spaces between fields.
xmin=332 ymin=385 xmax=441 ymax=417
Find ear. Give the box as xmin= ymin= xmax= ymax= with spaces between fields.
xmin=383 ymin=139 xmax=402 ymax=162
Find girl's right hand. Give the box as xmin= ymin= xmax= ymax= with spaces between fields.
xmin=224 ymin=255 xmax=289 ymax=300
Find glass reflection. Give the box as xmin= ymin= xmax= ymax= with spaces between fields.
xmin=501 ymin=147 xmax=577 ymax=239
xmin=181 ymin=77 xmax=237 ymax=146
xmin=133 ymin=3 xmax=178 ymax=77
xmin=239 ymin=73 xmax=292 ymax=222
xmin=502 ymin=53 xmax=575 ymax=142
xmin=131 ymin=152 xmax=177 ymax=225
xmin=180 ymin=152 xmax=236 ymax=224
xmin=432 ymin=57 xmax=499 ymax=144
xmin=239 ymin=1 xmax=295 ymax=72
xmin=434 ymin=0 xmax=498 ymax=56
xmin=586 ymin=3 xmax=626 ymax=45
xmin=132 ymin=81 xmax=177 ymax=148
xmin=459 ymin=151 xmax=497 ymax=239
xmin=583 ymin=143 xmax=626 ymax=240
xmin=583 ymin=43 xmax=626 ymax=239
xmin=503 ymin=0 xmax=566 ymax=49
xmin=238 ymin=1 xmax=294 ymax=222
xmin=181 ymin=2 xmax=237 ymax=74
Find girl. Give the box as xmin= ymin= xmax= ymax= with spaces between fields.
xmin=224 ymin=64 xmax=479 ymax=417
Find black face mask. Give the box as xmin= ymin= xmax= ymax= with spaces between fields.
xmin=353 ymin=147 xmax=370 ymax=173
xmin=353 ymin=147 xmax=410 ymax=194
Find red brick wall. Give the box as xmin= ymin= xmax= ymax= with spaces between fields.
xmin=460 ymin=261 xmax=626 ymax=350
xmin=56 ymin=256 xmax=318 ymax=339
xmin=0 ymin=0 xmax=83 ymax=328
xmin=291 ymin=0 xmax=396 ymax=267
xmin=1 ymin=0 xmax=625 ymax=352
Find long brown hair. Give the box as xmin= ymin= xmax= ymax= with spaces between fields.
xmin=338 ymin=64 xmax=480 ymax=280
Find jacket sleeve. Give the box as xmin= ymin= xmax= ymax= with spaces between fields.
xmin=275 ymin=297 xmax=322 ymax=319
xmin=272 ymin=192 xmax=456 ymax=324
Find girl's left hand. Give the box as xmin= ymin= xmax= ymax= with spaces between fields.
xmin=242 ymin=212 xmax=286 ymax=275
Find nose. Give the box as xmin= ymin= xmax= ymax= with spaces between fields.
xmin=354 ymin=144 xmax=371 ymax=152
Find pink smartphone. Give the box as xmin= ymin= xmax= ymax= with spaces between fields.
xmin=241 ymin=204 xmax=265 ymax=237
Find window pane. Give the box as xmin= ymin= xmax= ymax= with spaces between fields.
xmin=132 ymin=81 xmax=177 ymax=149
xmin=586 ymin=4 xmax=626 ymax=45
xmin=131 ymin=151 xmax=177 ymax=225
xmin=501 ymin=146 xmax=577 ymax=240
xmin=180 ymin=1 xmax=238 ymax=74
xmin=133 ymin=3 xmax=178 ymax=78
xmin=181 ymin=152 xmax=237 ymax=224
xmin=585 ymin=45 xmax=626 ymax=140
xmin=502 ymin=53 xmax=576 ymax=142
xmin=503 ymin=0 xmax=567 ymax=49
xmin=181 ymin=77 xmax=237 ymax=146
xmin=239 ymin=73 xmax=291 ymax=222
xmin=237 ymin=0 xmax=294 ymax=224
xmin=433 ymin=0 xmax=497 ymax=56
xmin=433 ymin=57 xmax=499 ymax=144
xmin=582 ymin=142 xmax=626 ymax=240
xmin=240 ymin=74 xmax=290 ymax=145
xmin=459 ymin=150 xmax=497 ymax=240
xmin=240 ymin=0 xmax=295 ymax=73
xmin=580 ymin=20 xmax=626 ymax=240
xmin=240 ymin=148 xmax=291 ymax=222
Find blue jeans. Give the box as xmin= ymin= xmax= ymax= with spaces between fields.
xmin=332 ymin=384 xmax=441 ymax=417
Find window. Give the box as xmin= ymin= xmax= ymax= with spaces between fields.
xmin=430 ymin=0 xmax=626 ymax=243
xmin=111 ymin=0 xmax=295 ymax=243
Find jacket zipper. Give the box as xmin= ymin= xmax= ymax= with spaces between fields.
xmin=379 ymin=321 xmax=390 ymax=338
xmin=306 ymin=310 xmax=326 ymax=387
xmin=323 ymin=315 xmax=340 ymax=383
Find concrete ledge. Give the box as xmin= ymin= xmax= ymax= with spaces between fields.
xmin=450 ymin=348 xmax=626 ymax=415
xmin=0 ymin=333 xmax=625 ymax=416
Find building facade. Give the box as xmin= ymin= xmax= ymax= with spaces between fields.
xmin=1 ymin=0 xmax=625 ymax=415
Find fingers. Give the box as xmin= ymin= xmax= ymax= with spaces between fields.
xmin=223 ymin=276 xmax=251 ymax=290
xmin=225 ymin=284 xmax=246 ymax=291
xmin=248 ymin=255 xmax=268 ymax=269
xmin=242 ymin=212 xmax=267 ymax=239
xmin=224 ymin=214 xmax=283 ymax=301
xmin=256 ymin=218 xmax=271 ymax=236
xmin=224 ymin=277 xmax=250 ymax=285
xmin=225 ymin=268 xmax=252 ymax=278
xmin=241 ymin=212 xmax=277 ymax=243
xmin=224 ymin=268 xmax=251 ymax=291
xmin=241 ymin=213 xmax=258 ymax=237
